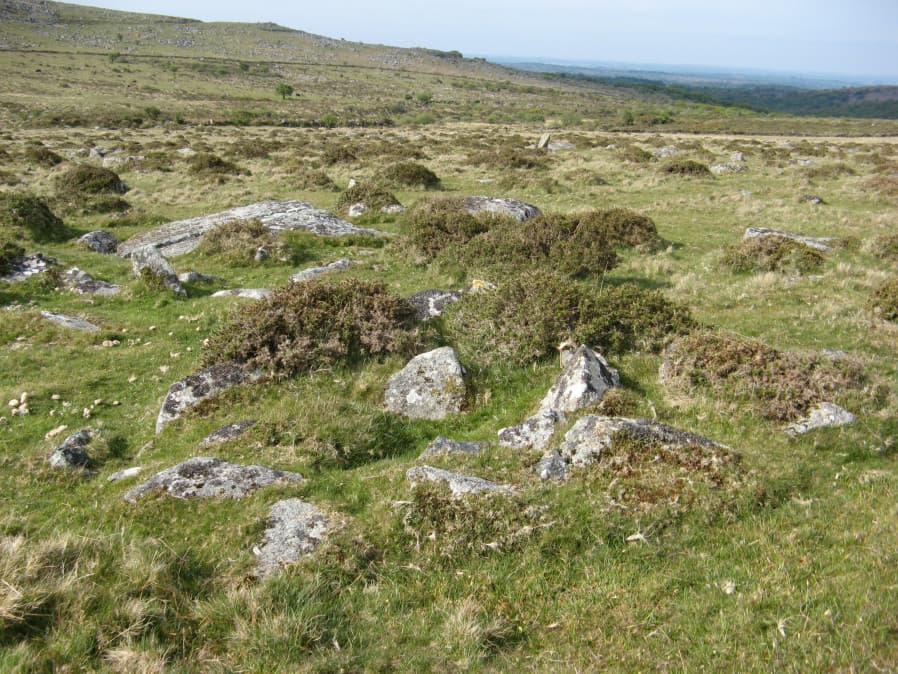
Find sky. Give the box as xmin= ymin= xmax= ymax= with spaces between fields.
xmin=83 ymin=0 xmax=898 ymax=81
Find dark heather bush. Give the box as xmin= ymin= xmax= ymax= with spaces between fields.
xmin=197 ymin=218 xmax=293 ymax=265
xmin=871 ymin=233 xmax=898 ymax=263
xmin=186 ymin=153 xmax=245 ymax=177
xmin=334 ymin=184 xmax=401 ymax=213
xmin=54 ymin=164 xmax=127 ymax=194
xmin=375 ymin=162 xmax=441 ymax=189
xmin=663 ymin=160 xmax=712 ymax=176
xmin=0 ymin=241 xmax=25 ymax=274
xmin=203 ymin=278 xmax=419 ymax=379
xmin=25 ymin=145 xmax=64 ymax=167
xmin=404 ymin=196 xmax=508 ymax=259
xmin=466 ymin=147 xmax=548 ymax=170
xmin=720 ymin=236 xmax=825 ymax=274
xmin=869 ymin=278 xmax=898 ymax=322
xmin=0 ymin=193 xmax=70 ymax=242
xmin=321 ymin=144 xmax=357 ymax=165
xmin=293 ymin=168 xmax=338 ymax=191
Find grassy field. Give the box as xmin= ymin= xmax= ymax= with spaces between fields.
xmin=1 ymin=2 xmax=898 ymax=672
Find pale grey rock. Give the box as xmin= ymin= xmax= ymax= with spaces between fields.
xmin=156 ymin=363 xmax=262 ymax=434
xmin=731 ymin=151 xmax=745 ymax=162
xmin=348 ymin=203 xmax=369 ymax=218
xmin=118 ymin=200 xmax=382 ymax=258
xmin=381 ymin=204 xmax=406 ymax=214
xmin=77 ymin=230 xmax=118 ymax=254
xmin=463 ymin=196 xmax=542 ymax=222
xmin=177 ymin=271 xmax=218 ymax=283
xmin=558 ymin=415 xmax=727 ymax=467
xmin=48 ymin=429 xmax=92 ymax=468
xmin=743 ymin=227 xmax=834 ymax=252
xmin=785 ymin=403 xmax=856 ymax=435
xmin=131 ymin=246 xmax=186 ymax=295
xmin=405 ymin=289 xmax=462 ymax=320
xmin=176 ymin=147 xmax=197 ymax=157
xmin=123 ymin=457 xmax=303 ymax=503
xmin=40 ymin=310 xmax=99 ymax=331
xmin=419 ymin=435 xmax=486 ymax=459
xmin=537 ymin=346 xmax=618 ymax=415
xmin=711 ymin=163 xmax=747 ymax=175
xmin=254 ymin=247 xmax=269 ymax=262
xmin=211 ymin=288 xmax=272 ymax=300
xmin=200 ymin=420 xmax=256 ymax=447
xmin=654 ymin=146 xmax=678 ymax=158
xmin=1 ymin=253 xmax=57 ymax=282
xmin=547 ymin=141 xmax=574 ymax=152
xmin=89 ymin=145 xmax=110 ymax=158
xmin=255 ymin=498 xmax=329 ymax=578
xmin=107 ymin=466 xmax=142 ymax=482
xmin=63 ymin=268 xmax=121 ymax=296
xmin=797 ymin=159 xmax=817 ymax=167
xmin=536 ymin=449 xmax=569 ymax=481
xmin=291 ymin=258 xmax=350 ymax=282
xmin=498 ymin=409 xmax=561 ymax=451
xmin=537 ymin=132 xmax=551 ymax=149
xmin=385 ymin=347 xmax=467 ymax=420
xmin=799 ymin=194 xmax=825 ymax=205
xmin=102 ymin=156 xmax=126 ymax=168
xmin=406 ymin=465 xmax=512 ymax=496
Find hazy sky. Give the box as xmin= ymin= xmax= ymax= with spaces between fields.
xmin=84 ymin=0 xmax=898 ymax=79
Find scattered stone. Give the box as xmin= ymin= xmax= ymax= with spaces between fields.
xmin=1 ymin=253 xmax=57 ymax=282
xmin=743 ymin=227 xmax=834 ymax=252
xmin=537 ymin=346 xmax=618 ymax=415
xmin=176 ymin=147 xmax=197 ymax=157
xmin=255 ymin=499 xmax=329 ymax=578
xmin=107 ymin=466 xmax=142 ymax=482
xmin=711 ymin=163 xmax=747 ymax=175
xmin=419 ymin=435 xmax=486 ymax=459
xmin=381 ymin=203 xmax=406 ymax=214
xmin=156 ymin=363 xmax=262 ymax=434
xmin=117 ymin=200 xmax=383 ymax=258
xmin=800 ymin=194 xmax=825 ymax=205
xmin=48 ymin=428 xmax=92 ymax=469
xmin=63 ymin=268 xmax=121 ymax=296
xmin=123 ymin=457 xmax=303 ymax=502
xmin=253 ymin=247 xmax=269 ymax=262
xmin=785 ymin=402 xmax=856 ymax=435
xmin=211 ymin=288 xmax=272 ymax=300
xmin=731 ymin=151 xmax=745 ymax=162
xmin=463 ymin=196 xmax=542 ymax=222
xmin=291 ymin=258 xmax=351 ymax=282
xmin=535 ymin=449 xmax=569 ymax=481
xmin=405 ymin=289 xmax=462 ymax=320
xmin=40 ymin=310 xmax=99 ymax=331
xmin=130 ymin=246 xmax=186 ymax=295
xmin=654 ymin=146 xmax=678 ymax=158
xmin=89 ymin=145 xmax=111 ymax=158
xmin=498 ymin=409 xmax=561 ymax=451
xmin=548 ymin=141 xmax=574 ymax=152
xmin=200 ymin=420 xmax=257 ymax=447
xmin=384 ymin=347 xmax=467 ymax=420
xmin=347 ymin=203 xmax=368 ymax=218
xmin=77 ymin=230 xmax=119 ymax=254
xmin=797 ymin=159 xmax=817 ymax=167
xmin=537 ymin=132 xmax=551 ymax=149
xmin=406 ymin=465 xmax=512 ymax=496
xmin=557 ymin=415 xmax=727 ymax=467
xmin=177 ymin=271 xmax=218 ymax=283
xmin=45 ymin=424 xmax=68 ymax=440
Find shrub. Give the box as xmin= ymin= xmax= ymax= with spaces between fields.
xmin=869 ymin=278 xmax=898 ymax=322
xmin=334 ymin=184 xmax=401 ymax=214
xmin=871 ymin=233 xmax=898 ymax=262
xmin=54 ymin=164 xmax=126 ymax=195
xmin=293 ymin=168 xmax=338 ymax=191
xmin=375 ymin=162 xmax=440 ymax=189
xmin=226 ymin=139 xmax=278 ymax=160
xmin=404 ymin=196 xmax=504 ymax=259
xmin=0 ymin=193 xmax=70 ymax=242
xmin=202 ymin=278 xmax=420 ymax=379
xmin=196 ymin=218 xmax=294 ymax=265
xmin=662 ymin=160 xmax=711 ymax=176
xmin=466 ymin=147 xmax=547 ymax=170
xmin=617 ymin=145 xmax=653 ymax=163
xmin=186 ymin=153 xmax=246 ymax=177
xmin=0 ymin=241 xmax=25 ymax=275
xmin=25 ymin=145 xmax=64 ymax=167
xmin=719 ymin=236 xmax=825 ymax=274
xmin=321 ymin=144 xmax=357 ymax=165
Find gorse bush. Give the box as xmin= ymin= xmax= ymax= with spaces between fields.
xmin=466 ymin=146 xmax=547 ymax=170
xmin=54 ymin=164 xmax=126 ymax=195
xmin=186 ymin=153 xmax=246 ymax=177
xmin=203 ymin=278 xmax=420 ymax=379
xmin=0 ymin=193 xmax=70 ymax=242
xmin=293 ymin=168 xmax=338 ymax=191
xmin=871 ymin=233 xmax=898 ymax=262
xmin=720 ymin=236 xmax=825 ymax=274
xmin=24 ymin=145 xmax=63 ymax=167
xmin=196 ymin=218 xmax=295 ymax=265
xmin=334 ymin=184 xmax=401 ymax=213
xmin=375 ymin=162 xmax=441 ymax=189
xmin=869 ymin=278 xmax=898 ymax=322
xmin=404 ymin=196 xmax=507 ymax=260
xmin=663 ymin=160 xmax=712 ymax=176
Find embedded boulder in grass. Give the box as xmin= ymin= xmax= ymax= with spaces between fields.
xmin=48 ymin=429 xmax=93 ymax=469
xmin=418 ymin=436 xmax=486 ymax=459
xmin=538 ymin=345 xmax=619 ymax=415
xmin=291 ymin=258 xmax=350 ymax=282
xmin=200 ymin=420 xmax=257 ymax=447
xmin=131 ymin=246 xmax=186 ymax=295
xmin=462 ymin=196 xmax=542 ymax=221
xmin=384 ymin=347 xmax=467 ymax=420
xmin=406 ymin=465 xmax=513 ymax=496
xmin=743 ymin=227 xmax=834 ymax=252
xmin=40 ymin=310 xmax=99 ymax=332
xmin=785 ymin=402 xmax=856 ymax=435
xmin=63 ymin=268 xmax=121 ymax=296
xmin=405 ymin=289 xmax=462 ymax=320
xmin=77 ymin=230 xmax=119 ymax=254
xmin=156 ymin=363 xmax=262 ymax=434
xmin=122 ymin=457 xmax=303 ymax=502
xmin=498 ymin=409 xmax=561 ymax=451
xmin=117 ymin=200 xmax=383 ymax=258
xmin=255 ymin=498 xmax=329 ymax=579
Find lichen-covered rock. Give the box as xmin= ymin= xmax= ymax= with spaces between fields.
xmin=538 ymin=345 xmax=618 ymax=415
xmin=535 ymin=449 xmax=569 ymax=481
xmin=785 ymin=402 xmax=856 ymax=435
xmin=63 ymin=268 xmax=121 ymax=296
xmin=406 ymin=465 xmax=512 ymax=496
xmin=405 ymin=289 xmax=462 ymax=320
xmin=654 ymin=146 xmax=678 ymax=157
xmin=131 ymin=246 xmax=186 ymax=295
xmin=463 ymin=196 xmax=542 ymax=222
xmin=48 ymin=428 xmax=92 ymax=468
xmin=77 ymin=230 xmax=119 ymax=254
xmin=291 ymin=258 xmax=350 ymax=282
xmin=743 ymin=227 xmax=833 ymax=251
xmin=156 ymin=363 xmax=262 ymax=434
xmin=384 ymin=347 xmax=467 ymax=420
xmin=123 ymin=457 xmax=303 ymax=503
xmin=498 ymin=409 xmax=561 ymax=451
xmin=1 ymin=253 xmax=57 ymax=282
xmin=200 ymin=420 xmax=256 ymax=447
xmin=255 ymin=499 xmax=329 ymax=578
xmin=711 ymin=163 xmax=747 ymax=175
xmin=118 ymin=200 xmax=383 ymax=258
xmin=211 ymin=288 xmax=272 ymax=300
xmin=40 ymin=310 xmax=99 ymax=331
xmin=419 ymin=435 xmax=486 ymax=459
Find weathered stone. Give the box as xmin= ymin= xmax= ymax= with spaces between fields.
xmin=463 ymin=196 xmax=542 ymax=222
xmin=731 ymin=151 xmax=745 ymax=162
xmin=63 ymin=268 xmax=121 ymax=296
xmin=200 ymin=420 xmax=257 ymax=447
xmin=176 ymin=147 xmax=197 ymax=157
xmin=799 ymin=194 xmax=824 ymax=204
xmin=558 ymin=415 xmax=727 ymax=467
xmin=291 ymin=258 xmax=350 ymax=282
xmin=743 ymin=227 xmax=834 ymax=252
xmin=785 ymin=402 xmax=856 ymax=435
xmin=537 ymin=132 xmax=551 ymax=149
xmin=48 ymin=429 xmax=93 ymax=468
xmin=254 ymin=247 xmax=269 ymax=262
xmin=107 ymin=466 xmax=142 ymax=482
xmin=131 ymin=246 xmax=186 ymax=295
xmin=381 ymin=204 xmax=406 ymax=214
xmin=535 ymin=449 xmax=569 ymax=481
xmin=89 ymin=145 xmax=111 ymax=158
xmin=406 ymin=465 xmax=512 ymax=496
xmin=711 ymin=163 xmax=747 ymax=175
xmin=384 ymin=347 xmax=467 ymax=420
xmin=1 ymin=253 xmax=57 ymax=282
xmin=123 ymin=457 xmax=303 ymax=502
xmin=498 ymin=409 xmax=561 ymax=451
xmin=405 ymin=289 xmax=462 ymax=320
xmin=118 ymin=200 xmax=383 ymax=258
xmin=211 ymin=288 xmax=272 ymax=300
xmin=156 ymin=363 xmax=262 ymax=434
xmin=77 ymin=230 xmax=119 ymax=254
xmin=419 ymin=435 xmax=486 ymax=459
xmin=538 ymin=345 xmax=618 ymax=415
xmin=347 ymin=203 xmax=368 ymax=218
xmin=178 ymin=271 xmax=218 ymax=283
xmin=654 ymin=146 xmax=678 ymax=158
xmin=40 ymin=310 xmax=99 ymax=331
xmin=255 ymin=499 xmax=329 ymax=578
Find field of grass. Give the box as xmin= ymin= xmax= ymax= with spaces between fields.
xmin=1 ymin=2 xmax=898 ymax=672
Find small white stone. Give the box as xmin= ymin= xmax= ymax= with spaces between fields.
xmin=93 ymin=399 xmax=103 ymax=406
xmin=0 ymin=416 xmax=6 ymax=425
xmin=8 ymin=399 xmax=19 ymax=408
xmin=62 ymin=401 xmax=71 ymax=408
xmin=159 ymin=365 xmax=170 ymax=374
xmin=19 ymin=392 xmax=29 ymax=404
xmin=112 ymin=400 xmax=120 ymax=406
xmin=128 ymin=375 xmax=138 ymax=383
xmin=82 ymin=408 xmax=91 ymax=419
xmin=51 ymin=394 xmax=61 ymax=400
xmin=45 ymin=424 xmax=68 ymax=440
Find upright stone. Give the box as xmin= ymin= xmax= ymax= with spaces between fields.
xmin=131 ymin=246 xmax=186 ymax=295
xmin=384 ymin=347 xmax=467 ymax=420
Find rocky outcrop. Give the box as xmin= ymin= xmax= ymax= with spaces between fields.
xmin=40 ymin=310 xmax=99 ymax=331
xmin=48 ymin=429 xmax=92 ymax=468
xmin=200 ymin=420 xmax=256 ymax=447
xmin=156 ymin=363 xmax=262 ymax=434
xmin=118 ymin=200 xmax=383 ymax=258
xmin=654 ymin=146 xmax=678 ymax=158
xmin=405 ymin=289 xmax=462 ymax=320
xmin=255 ymin=499 xmax=329 ymax=578
xmin=418 ymin=435 xmax=486 ymax=459
xmin=535 ymin=449 xmax=568 ymax=481
xmin=1 ymin=253 xmax=56 ymax=282
xmin=291 ymin=258 xmax=350 ymax=282
xmin=463 ymin=196 xmax=542 ymax=222
xmin=131 ymin=246 xmax=186 ymax=295
xmin=785 ymin=402 xmax=856 ymax=435
xmin=384 ymin=347 xmax=467 ymax=420
xmin=63 ymin=268 xmax=121 ymax=296
xmin=77 ymin=230 xmax=119 ymax=254
xmin=123 ymin=457 xmax=303 ymax=502
xmin=743 ymin=227 xmax=834 ymax=252
xmin=406 ymin=465 xmax=512 ymax=496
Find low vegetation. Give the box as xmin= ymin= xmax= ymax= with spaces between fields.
xmin=869 ymin=277 xmax=898 ymax=322
xmin=196 ymin=218 xmax=295 ymax=265
xmin=719 ymin=236 xmax=825 ymax=274
xmin=375 ymin=161 xmax=441 ymax=189
xmin=0 ymin=193 xmax=70 ymax=243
